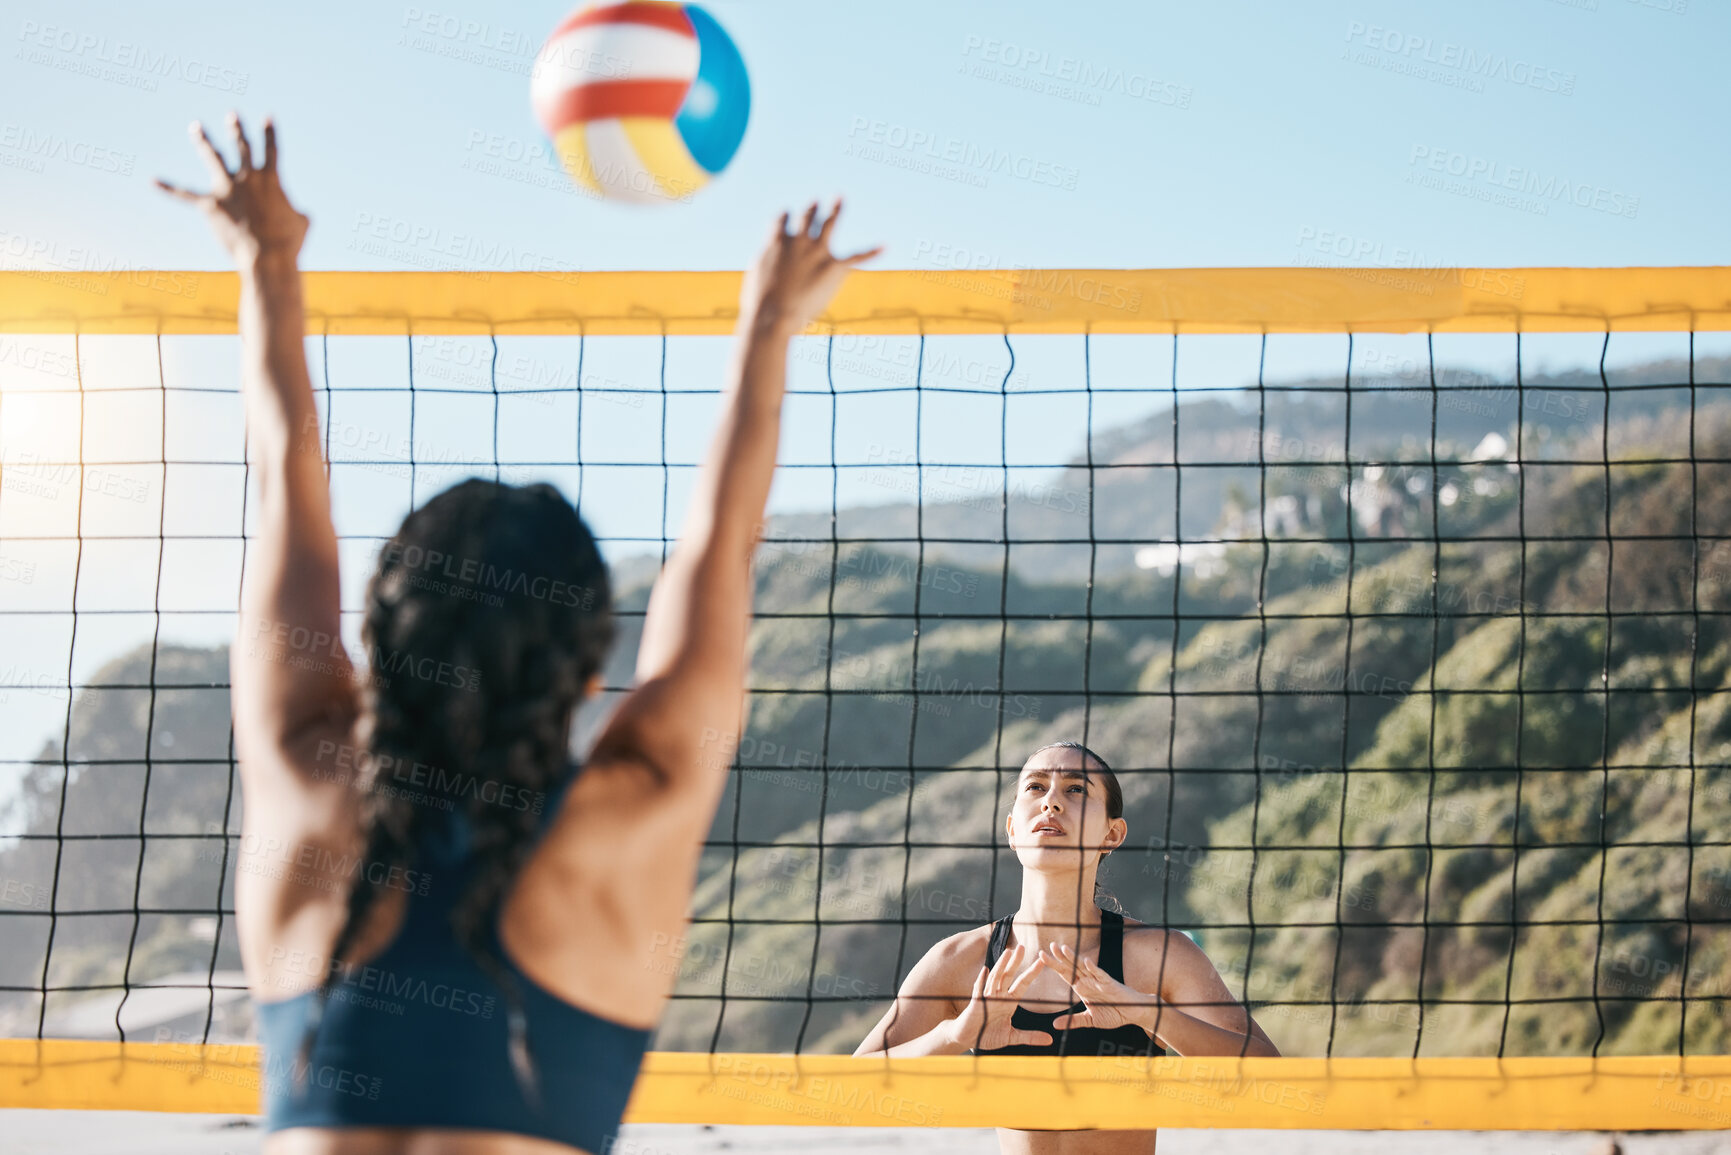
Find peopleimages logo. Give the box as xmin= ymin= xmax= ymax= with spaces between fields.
xmin=0 ymin=230 xmax=201 ymax=298
xmin=15 ymin=20 xmax=250 ymax=92
xmin=957 ymin=34 xmax=1193 ymax=110
xmin=1407 ymin=145 xmax=1639 ymax=219
xmin=0 ymin=124 xmax=134 ymax=175
xmin=1342 ymin=22 xmax=1576 ymax=95
xmin=845 ymin=117 xmax=1080 ymax=191
xmin=1292 ymin=226 xmax=1527 ymax=301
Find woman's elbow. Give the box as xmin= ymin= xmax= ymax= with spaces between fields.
xmin=1246 ymin=1031 xmax=1281 ymax=1058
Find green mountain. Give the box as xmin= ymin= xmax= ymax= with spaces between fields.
xmin=767 ymin=354 xmax=1731 ymax=582
xmin=0 ymin=645 xmax=243 ymax=1040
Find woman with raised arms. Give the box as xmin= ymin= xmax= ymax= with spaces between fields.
xmin=161 ymin=113 xmax=877 ymax=1155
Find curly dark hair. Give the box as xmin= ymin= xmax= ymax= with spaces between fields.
xmin=300 ymin=479 xmax=613 ymax=1098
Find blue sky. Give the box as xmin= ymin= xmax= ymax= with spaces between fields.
xmin=2 ymin=0 xmax=1725 ymax=271
xmin=1 ymin=0 xmax=1727 ymax=770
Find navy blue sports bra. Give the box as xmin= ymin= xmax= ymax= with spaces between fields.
xmin=255 ymin=772 xmax=652 ymax=1153
xmin=973 ymin=910 xmax=1165 ymax=1058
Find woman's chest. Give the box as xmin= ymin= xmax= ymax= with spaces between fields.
xmin=1015 ymin=967 xmax=1087 ymax=1012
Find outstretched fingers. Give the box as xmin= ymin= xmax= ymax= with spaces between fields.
xmin=1049 ymin=1005 xmax=1096 ymax=1031
xmin=1073 ymin=954 xmax=1118 ymax=1000
xmin=816 ymin=198 xmax=842 ymax=244
xmin=982 ymin=945 xmax=1050 ymax=1048
xmin=815 ymin=201 xmax=882 ymax=267
xmin=229 ymin=112 xmax=254 ymax=172
xmin=262 ymin=118 xmax=278 ymax=173
xmin=745 ymin=196 xmax=877 ymax=334
xmin=153 ymin=178 xmax=205 ymax=203
xmin=188 ymin=121 xmax=231 ymax=188
xmin=1043 ymin=942 xmax=1082 ymax=985
xmin=981 ymin=946 xmax=1008 ymax=999
xmin=1046 ymin=944 xmax=1116 ymax=1004
xmin=1004 ymin=952 xmax=1045 ymax=998
xmin=986 ymin=942 xmax=1023 ymax=996
xmin=838 ymin=244 xmax=884 ymax=267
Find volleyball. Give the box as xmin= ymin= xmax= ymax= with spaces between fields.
xmin=530 ymin=1 xmax=749 ymax=204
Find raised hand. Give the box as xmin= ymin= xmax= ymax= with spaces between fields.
xmin=948 ymin=942 xmax=1055 ymax=1052
xmin=157 ymin=113 xmax=309 ymax=266
xmin=1044 ymin=942 xmax=1158 ymax=1035
xmin=739 ymin=200 xmax=881 ymax=336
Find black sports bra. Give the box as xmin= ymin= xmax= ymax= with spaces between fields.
xmin=974 ymin=909 xmax=1165 ymax=1057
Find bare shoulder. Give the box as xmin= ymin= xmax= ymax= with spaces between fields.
xmin=896 ymin=924 xmax=995 ymax=1012
xmin=932 ymin=923 xmax=996 ymax=969
xmin=1119 ymin=920 xmax=1223 ymax=992
xmin=855 ymin=923 xmax=997 ymax=1054
xmin=509 ymin=749 xmax=703 ymax=933
xmin=1118 ymin=915 xmax=1198 ymax=955
xmin=501 ymin=750 xmax=720 ymax=1028
xmin=905 ymin=923 xmax=995 ymax=992
xmin=535 ymin=750 xmax=711 ymax=875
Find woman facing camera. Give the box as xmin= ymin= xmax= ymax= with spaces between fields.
xmin=855 ymin=741 xmax=1278 ymax=1154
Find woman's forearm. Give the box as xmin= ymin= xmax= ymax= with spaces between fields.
xmin=232 ymin=253 xmax=342 ymax=663
xmin=859 ymin=1019 xmax=970 ymax=1058
xmin=1136 ymin=1003 xmax=1279 ymax=1057
xmin=237 ymin=254 xmax=322 ymax=473
xmin=600 ymin=202 xmax=871 ymax=769
xmin=630 ymin=315 xmax=791 ymax=685
xmin=679 ymin=311 xmax=795 ymax=560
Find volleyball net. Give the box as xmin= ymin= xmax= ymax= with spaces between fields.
xmin=1 ymin=266 xmax=1729 ymax=1129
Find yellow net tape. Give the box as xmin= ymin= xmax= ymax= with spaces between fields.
xmin=4 ymin=1042 xmax=1731 ymax=1129
xmin=1 ymin=266 xmax=1728 ymax=335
